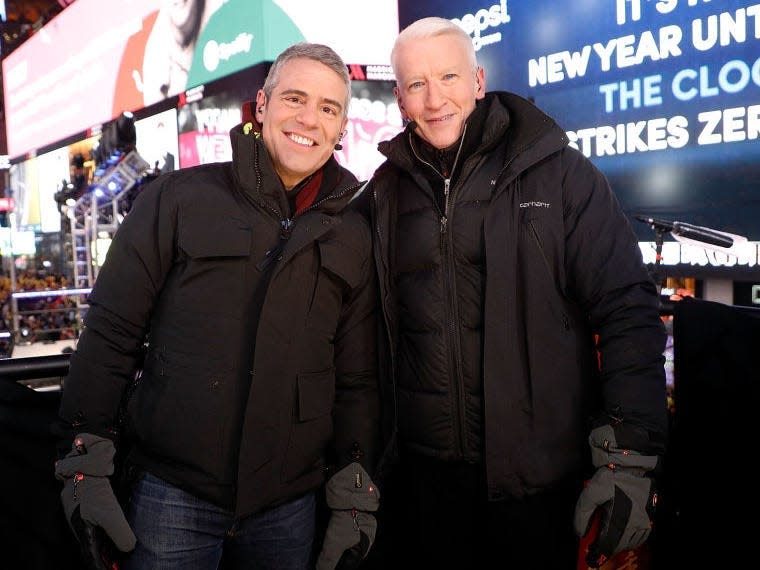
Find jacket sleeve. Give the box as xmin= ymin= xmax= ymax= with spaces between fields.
xmin=329 ymin=212 xmax=380 ymax=475
xmin=561 ymin=147 xmax=668 ymax=449
xmin=57 ymin=175 xmax=178 ymax=443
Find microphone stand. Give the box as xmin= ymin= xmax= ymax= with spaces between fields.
xmin=637 ymin=214 xmax=745 ymax=315
xmin=636 ymin=216 xmax=673 ymax=315
xmin=651 ymin=227 xmax=679 ymax=316
xmin=651 ymin=226 xmax=666 ymax=297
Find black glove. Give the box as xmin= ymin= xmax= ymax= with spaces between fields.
xmin=574 ymin=424 xmax=659 ymax=568
xmin=316 ymin=462 xmax=380 ymax=570
xmin=55 ymin=433 xmax=136 ymax=570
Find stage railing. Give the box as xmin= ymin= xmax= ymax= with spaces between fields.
xmin=7 ymin=287 xmax=91 ymax=346
xmin=0 ymin=352 xmax=71 ymax=388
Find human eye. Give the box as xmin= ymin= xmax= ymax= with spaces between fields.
xmin=321 ymin=105 xmax=339 ymax=116
xmin=282 ymin=94 xmax=303 ymax=105
xmin=408 ymin=80 xmax=425 ymax=91
xmin=442 ymin=73 xmax=458 ymax=82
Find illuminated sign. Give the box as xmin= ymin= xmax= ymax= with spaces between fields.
xmin=335 ymin=80 xmax=403 ymax=182
xmin=639 ymin=241 xmax=760 ymax=269
xmin=3 ymin=0 xmax=398 ymax=160
xmin=399 ymin=1 xmax=760 ymax=242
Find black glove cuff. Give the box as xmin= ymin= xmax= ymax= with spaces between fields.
xmin=589 ymin=425 xmax=659 ymax=473
xmin=325 ymin=462 xmax=380 ymax=511
xmin=55 ymin=433 xmax=117 ymax=480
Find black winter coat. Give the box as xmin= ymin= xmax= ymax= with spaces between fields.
xmin=58 ymin=124 xmax=379 ymax=517
xmin=369 ymin=92 xmax=667 ymax=499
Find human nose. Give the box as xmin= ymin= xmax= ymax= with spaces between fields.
xmin=295 ymin=103 xmax=319 ymax=127
xmin=425 ymin=81 xmax=445 ymax=109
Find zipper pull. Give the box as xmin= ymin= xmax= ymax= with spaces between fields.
xmin=441 ymin=178 xmax=452 ymax=234
xmin=257 ymin=219 xmax=294 ymax=271
xmin=443 ymin=178 xmax=451 ymax=217
xmin=256 ymin=242 xmax=284 ymax=271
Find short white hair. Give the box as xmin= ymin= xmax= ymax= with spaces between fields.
xmin=391 ymin=16 xmax=478 ymax=81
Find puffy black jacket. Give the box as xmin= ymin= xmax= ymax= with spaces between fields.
xmin=369 ymin=92 xmax=667 ymax=499
xmin=58 ymin=124 xmax=379 ymax=517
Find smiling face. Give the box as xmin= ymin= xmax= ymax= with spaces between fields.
xmin=255 ymin=58 xmax=348 ymax=190
xmin=393 ymin=33 xmax=485 ymax=149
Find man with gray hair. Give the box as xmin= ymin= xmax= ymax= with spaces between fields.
xmin=54 ymin=42 xmax=380 ymax=570
xmin=362 ymin=16 xmax=668 ymax=569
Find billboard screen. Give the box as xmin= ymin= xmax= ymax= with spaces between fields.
xmin=398 ymin=1 xmax=760 ymax=241
xmin=134 ymin=108 xmax=180 ymax=173
xmin=8 ymin=157 xmax=40 ymax=231
xmin=176 ymin=64 xmax=270 ymax=169
xmin=34 ymin=147 xmax=71 ymax=233
xmin=3 ymin=0 xmax=398 ymax=160
xmin=178 ymin=90 xmax=243 ymax=169
xmin=336 ymin=79 xmax=404 ymax=182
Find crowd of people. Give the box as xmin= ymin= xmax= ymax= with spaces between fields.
xmin=0 ymin=271 xmax=80 ymax=342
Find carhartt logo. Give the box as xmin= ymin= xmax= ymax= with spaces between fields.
xmin=520 ymin=201 xmax=551 ymax=208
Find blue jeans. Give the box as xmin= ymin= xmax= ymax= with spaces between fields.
xmin=123 ymin=472 xmax=316 ymax=570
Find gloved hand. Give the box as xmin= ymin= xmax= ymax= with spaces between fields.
xmin=574 ymin=423 xmax=659 ymax=568
xmin=316 ymin=462 xmax=380 ymax=570
xmin=55 ymin=433 xmax=136 ymax=570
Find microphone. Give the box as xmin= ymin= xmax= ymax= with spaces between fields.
xmin=635 ymin=216 xmax=734 ymax=248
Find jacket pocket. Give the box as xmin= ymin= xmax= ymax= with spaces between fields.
xmin=319 ymin=240 xmax=364 ymax=290
xmin=307 ymin=240 xmax=367 ymax=335
xmin=176 ymin=216 xmax=251 ymax=315
xmin=521 ymin=215 xmax=570 ymax=331
xmin=297 ymin=368 xmax=336 ymax=420
xmin=130 ymin=350 xmax=227 ymax=475
xmin=282 ymin=368 xmax=336 ymax=481
xmin=179 ymin=216 xmax=251 ymax=258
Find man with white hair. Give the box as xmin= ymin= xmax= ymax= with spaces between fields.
xmin=362 ymin=16 xmax=668 ymax=569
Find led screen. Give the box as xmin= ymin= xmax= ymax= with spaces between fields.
xmin=399 ymin=1 xmax=760 ymax=240
xmin=134 ymin=108 xmax=180 ymax=174
xmin=35 ymin=147 xmax=71 ymax=233
xmin=177 ymin=91 xmax=243 ymax=169
xmin=175 ymin=64 xmax=268 ymax=169
xmin=336 ymin=80 xmax=404 ymax=182
xmin=3 ymin=0 xmax=398 ymax=160
xmin=8 ymin=157 xmax=40 ymax=231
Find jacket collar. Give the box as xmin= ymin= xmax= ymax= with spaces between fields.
xmin=378 ymin=91 xmax=568 ymax=176
xmin=229 ymin=122 xmax=360 ymax=216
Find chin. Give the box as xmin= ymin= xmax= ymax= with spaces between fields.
xmin=419 ymin=127 xmax=460 ymax=149
xmin=429 ymin=136 xmax=459 ymax=150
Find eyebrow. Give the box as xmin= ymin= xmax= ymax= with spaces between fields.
xmin=279 ymin=89 xmax=344 ymax=113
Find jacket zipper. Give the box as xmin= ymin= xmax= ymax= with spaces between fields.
xmin=408 ymin=126 xmax=467 ymax=235
xmin=256 ymin=218 xmax=293 ymax=271
xmin=408 ymin=127 xmax=469 ymax=457
xmin=248 ymin=139 xmax=362 ymax=272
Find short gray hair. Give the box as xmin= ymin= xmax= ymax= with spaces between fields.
xmin=391 ymin=17 xmax=478 ymax=80
xmin=262 ymin=42 xmax=351 ymax=117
